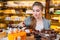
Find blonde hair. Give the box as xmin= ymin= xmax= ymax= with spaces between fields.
xmin=32 ymin=2 xmax=43 ymax=11
xmin=29 ymin=16 xmax=36 ymax=30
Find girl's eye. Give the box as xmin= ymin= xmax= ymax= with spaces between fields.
xmin=36 ymin=10 xmax=40 ymax=12
xmin=33 ymin=10 xmax=40 ymax=12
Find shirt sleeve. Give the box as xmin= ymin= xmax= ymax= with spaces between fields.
xmin=48 ymin=20 xmax=51 ymax=28
xmin=43 ymin=18 xmax=51 ymax=30
xmin=24 ymin=16 xmax=31 ymax=27
xmin=46 ymin=20 xmax=51 ymax=30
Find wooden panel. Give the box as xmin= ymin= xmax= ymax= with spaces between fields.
xmin=45 ymin=0 xmax=51 ymax=19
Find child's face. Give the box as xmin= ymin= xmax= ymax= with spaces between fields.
xmin=32 ymin=5 xmax=43 ymax=19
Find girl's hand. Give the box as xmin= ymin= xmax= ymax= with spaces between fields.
xmin=32 ymin=30 xmax=40 ymax=34
xmin=18 ymin=22 xmax=25 ymax=27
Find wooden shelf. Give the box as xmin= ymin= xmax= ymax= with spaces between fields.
xmin=0 ymin=3 xmax=3 ymax=7
xmin=5 ymin=6 xmax=19 ymax=9
xmin=53 ymin=13 xmax=60 ymax=15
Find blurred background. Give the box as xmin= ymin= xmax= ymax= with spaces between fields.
xmin=0 ymin=0 xmax=60 ymax=40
